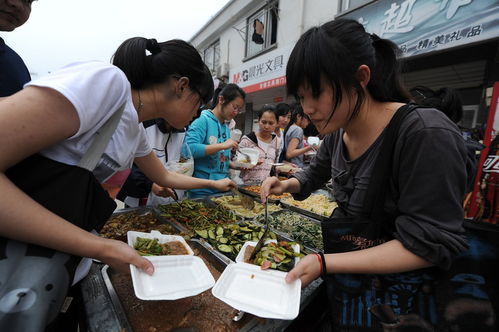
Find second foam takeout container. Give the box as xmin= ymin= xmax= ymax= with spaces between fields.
xmin=127 ymin=230 xmax=215 ymax=300
xmin=212 ymin=240 xmax=302 ymax=320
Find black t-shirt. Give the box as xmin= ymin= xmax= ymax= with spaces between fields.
xmin=0 ymin=37 xmax=31 ymax=97
xmin=294 ymin=107 xmax=468 ymax=269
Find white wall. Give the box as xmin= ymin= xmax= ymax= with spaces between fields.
xmin=190 ymin=0 xmax=339 ymax=83
xmin=303 ymin=0 xmax=339 ymax=30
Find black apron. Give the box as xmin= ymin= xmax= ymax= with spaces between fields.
xmin=0 ymin=154 xmax=116 ymax=331
xmin=321 ymin=104 xmax=499 ymax=331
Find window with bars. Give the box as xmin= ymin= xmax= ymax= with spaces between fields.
xmin=203 ymin=40 xmax=220 ymax=75
xmin=245 ymin=2 xmax=278 ymax=58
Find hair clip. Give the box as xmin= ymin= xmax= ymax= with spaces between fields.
xmin=146 ymin=38 xmax=161 ymax=55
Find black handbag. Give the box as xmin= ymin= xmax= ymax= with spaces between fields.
xmin=0 ymin=104 xmax=124 ymax=332
xmin=321 ymin=104 xmax=499 ymax=331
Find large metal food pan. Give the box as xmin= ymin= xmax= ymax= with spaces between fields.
xmin=237 ymin=185 xmax=284 ymax=204
xmin=99 ymin=206 xmax=187 ymax=243
xmin=248 ymin=217 xmax=318 ymax=254
xmin=154 ymin=197 xmax=243 ymax=232
xmin=206 ymin=192 xmax=283 ymax=221
xmin=100 ymin=239 xmax=260 ymax=332
xmin=279 ymin=189 xmax=335 ymax=222
xmin=252 ymin=210 xmax=323 ymax=253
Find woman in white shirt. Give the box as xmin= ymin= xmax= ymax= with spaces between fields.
xmin=0 ymin=38 xmax=234 ymax=331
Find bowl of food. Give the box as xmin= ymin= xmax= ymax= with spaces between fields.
xmin=234 ymin=148 xmax=259 ymax=169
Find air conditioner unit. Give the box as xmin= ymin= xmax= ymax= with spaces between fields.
xmin=216 ymin=63 xmax=230 ymax=77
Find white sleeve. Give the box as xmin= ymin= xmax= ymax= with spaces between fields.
xmin=26 ymin=61 xmax=130 ymax=139
xmin=135 ymin=126 xmax=152 ymax=158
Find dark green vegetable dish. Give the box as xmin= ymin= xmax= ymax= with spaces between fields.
xmin=158 ymin=200 xmax=236 ymax=230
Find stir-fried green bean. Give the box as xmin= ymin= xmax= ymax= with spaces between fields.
xmin=133 ymin=237 xmax=163 ymax=256
xmin=158 ymin=200 xmax=236 ymax=230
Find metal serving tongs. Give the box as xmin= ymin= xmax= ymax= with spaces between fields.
xmin=249 ymin=199 xmax=269 ymax=262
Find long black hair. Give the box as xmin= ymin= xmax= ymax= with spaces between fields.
xmin=286 ymin=18 xmax=410 ymax=126
xmin=210 ymin=83 xmax=246 ymax=109
xmin=410 ymin=86 xmax=463 ymax=124
xmin=283 ymin=103 xmax=309 ymax=139
xmin=112 ymin=38 xmax=214 ymax=106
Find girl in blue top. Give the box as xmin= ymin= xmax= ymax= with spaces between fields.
xmin=186 ymin=83 xmax=245 ymax=198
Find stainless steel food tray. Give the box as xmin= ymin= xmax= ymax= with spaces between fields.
xmin=99 ymin=239 xmax=259 ymax=332
xmin=155 ymin=197 xmax=244 ymax=231
xmin=279 ymin=189 xmax=335 ymax=222
xmin=252 ymin=210 xmax=323 ymax=253
xmin=237 ymin=185 xmax=283 ymax=204
xmin=206 ymin=192 xmax=282 ymax=221
xmin=109 ymin=205 xmax=187 ymax=233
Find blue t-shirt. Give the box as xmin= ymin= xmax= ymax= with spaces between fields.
xmin=0 ymin=37 xmax=31 ymax=97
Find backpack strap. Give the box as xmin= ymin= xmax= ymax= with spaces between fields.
xmin=78 ymin=103 xmax=125 ymax=171
xmin=361 ymin=103 xmax=419 ymax=221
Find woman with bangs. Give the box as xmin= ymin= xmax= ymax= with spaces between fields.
xmin=261 ymin=19 xmax=469 ymax=330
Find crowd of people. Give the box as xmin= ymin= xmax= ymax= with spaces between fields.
xmin=0 ymin=0 xmax=492 ymax=330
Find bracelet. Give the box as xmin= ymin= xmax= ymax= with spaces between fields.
xmin=314 ymin=253 xmax=323 ymax=277
xmin=319 ymin=252 xmax=327 ymax=276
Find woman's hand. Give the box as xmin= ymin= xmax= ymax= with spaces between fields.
xmin=285 ymin=254 xmax=322 ymax=287
xmin=211 ymin=178 xmax=236 ymax=192
xmin=151 ymin=183 xmax=176 ymax=198
xmin=223 ymin=139 xmax=238 ymax=150
xmin=260 ymin=176 xmax=285 ymax=203
xmin=95 ymin=237 xmax=154 ymax=275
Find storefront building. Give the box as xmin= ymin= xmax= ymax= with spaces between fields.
xmin=190 ymin=0 xmax=499 ymax=134
xmin=340 ymin=0 xmax=499 ymax=135
xmin=189 ymin=0 xmax=337 ymax=133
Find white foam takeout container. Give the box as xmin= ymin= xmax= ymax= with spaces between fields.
xmin=212 ymin=240 xmax=301 ymax=320
xmin=233 ymin=147 xmax=259 ymax=169
xmin=128 ymin=231 xmax=215 ymax=300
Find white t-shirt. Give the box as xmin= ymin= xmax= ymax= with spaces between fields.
xmin=257 ymin=138 xmax=271 ymax=151
xmin=146 ymin=127 xmax=186 ymax=206
xmin=26 ymin=61 xmax=151 ymax=182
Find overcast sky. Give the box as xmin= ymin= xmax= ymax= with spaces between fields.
xmin=2 ymin=0 xmax=231 ymax=78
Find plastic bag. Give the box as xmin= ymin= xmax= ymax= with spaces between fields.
xmin=165 ymin=141 xmax=194 ymax=177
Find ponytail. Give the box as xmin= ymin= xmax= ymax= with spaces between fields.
xmin=368 ymin=34 xmax=409 ymax=104
xmin=210 ymin=83 xmax=246 ymax=109
xmin=112 ymin=37 xmax=214 ymax=105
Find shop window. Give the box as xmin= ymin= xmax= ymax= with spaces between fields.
xmin=203 ymin=40 xmax=220 ymax=75
xmin=245 ymin=2 xmax=278 ymax=58
xmin=339 ymin=0 xmax=372 ymax=13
